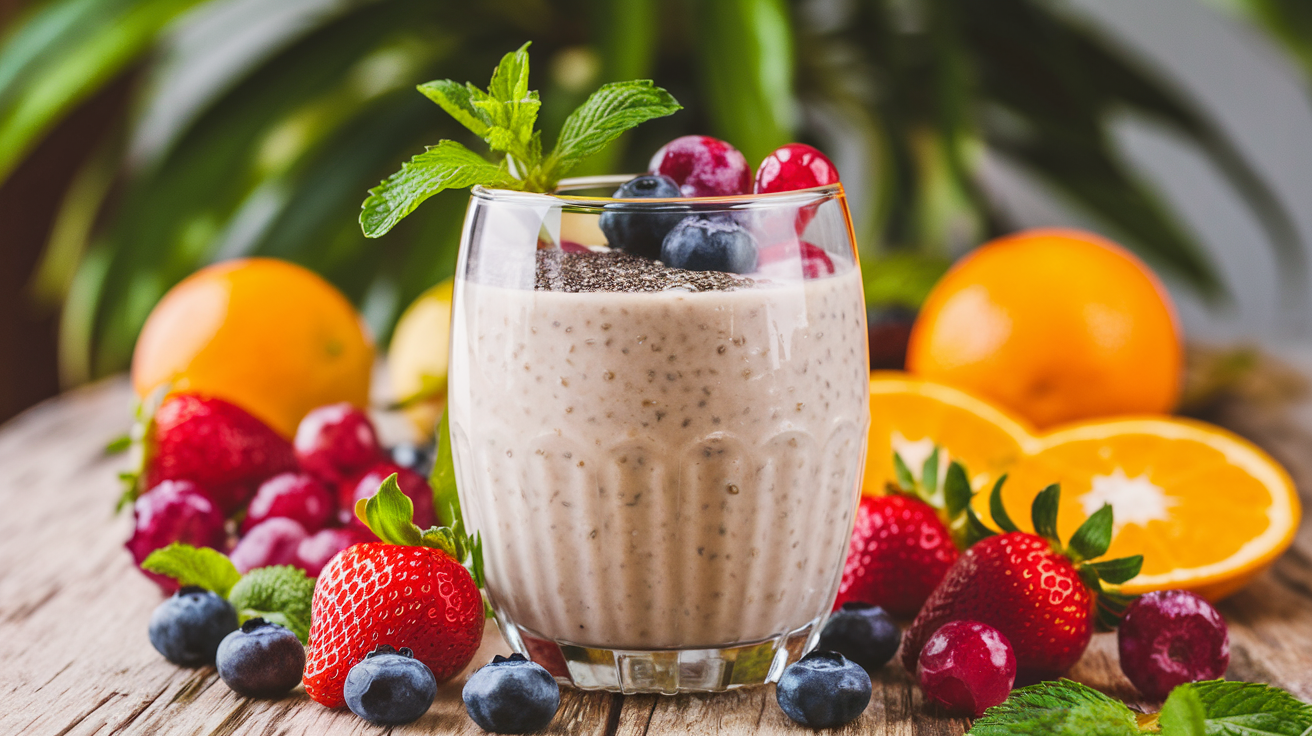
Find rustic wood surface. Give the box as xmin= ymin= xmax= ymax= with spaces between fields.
xmin=1 ymin=378 xmax=1310 ymax=735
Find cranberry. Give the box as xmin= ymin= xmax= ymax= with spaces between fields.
xmin=338 ymin=462 xmax=437 ymax=533
xmin=295 ymin=527 xmax=372 ymax=577
xmin=1118 ymin=590 xmax=1229 ymax=700
xmin=754 ymin=143 xmax=840 ymax=194
xmin=648 ymin=135 xmax=752 ymax=197
xmin=917 ymin=621 xmax=1016 ymax=717
xmin=230 ymin=517 xmax=308 ymax=574
xmin=241 ymin=472 xmax=335 ymax=535
xmin=127 ymin=480 xmax=230 ymax=593
xmin=294 ymin=403 xmax=383 ymax=484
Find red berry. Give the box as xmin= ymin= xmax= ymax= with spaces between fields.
xmin=241 ymin=472 xmax=335 ymax=535
xmin=338 ymin=463 xmax=437 ymax=534
xmin=144 ymin=394 xmax=298 ymax=514
xmin=832 ymin=495 xmax=960 ymax=618
xmin=1118 ymin=590 xmax=1229 ymax=700
xmin=295 ymin=527 xmax=372 ymax=577
xmin=127 ymin=480 xmax=229 ymax=593
xmin=294 ymin=403 xmax=383 ymax=484
xmin=754 ymin=143 xmax=839 ymax=194
xmin=757 ymin=241 xmax=836 ymax=279
xmin=230 ymin=517 xmax=308 ymax=574
xmin=559 ymin=240 xmax=592 ymax=254
xmin=304 ymin=543 xmax=483 ymax=708
xmin=648 ymin=135 xmax=752 ymax=197
xmin=917 ymin=621 xmax=1016 ymax=717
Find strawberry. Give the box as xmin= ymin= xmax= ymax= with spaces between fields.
xmin=900 ymin=479 xmax=1143 ymax=678
xmin=304 ymin=473 xmax=484 ymax=708
xmin=832 ymin=450 xmax=974 ymax=618
xmin=129 ymin=393 xmax=298 ymax=515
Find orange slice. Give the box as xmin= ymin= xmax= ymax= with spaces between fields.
xmin=973 ymin=417 xmax=1300 ymax=600
xmin=865 ymin=372 xmax=1030 ymax=496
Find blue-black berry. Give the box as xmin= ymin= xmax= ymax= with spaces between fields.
xmin=344 ymin=645 xmax=437 ymax=725
xmin=462 ymin=653 xmax=560 ymax=734
xmin=818 ymin=602 xmax=902 ymax=675
xmin=148 ymin=586 xmax=238 ymax=667
xmin=215 ymin=618 xmax=305 ymax=698
xmin=776 ymin=650 xmax=872 ymax=728
xmin=598 ymin=174 xmax=685 ymax=259
xmin=661 ymin=216 xmax=758 ymax=274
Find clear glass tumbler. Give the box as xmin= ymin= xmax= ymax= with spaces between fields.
xmin=447 ymin=177 xmax=870 ymax=693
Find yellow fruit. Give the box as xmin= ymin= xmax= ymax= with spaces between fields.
xmin=388 ymin=279 xmax=454 ymax=437
xmin=972 ymin=417 xmax=1300 ymax=601
xmin=907 ymin=229 xmax=1183 ymax=428
xmin=132 ymin=258 xmax=374 ymax=438
xmin=865 ymin=372 xmax=1030 ymax=496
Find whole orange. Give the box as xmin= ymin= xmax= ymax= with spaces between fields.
xmin=906 ymin=229 xmax=1181 ymax=428
xmin=132 ymin=258 xmax=374 ymax=438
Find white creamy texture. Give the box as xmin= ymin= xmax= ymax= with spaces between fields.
xmin=448 ymin=268 xmax=869 ymax=650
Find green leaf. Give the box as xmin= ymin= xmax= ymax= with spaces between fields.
xmin=989 ymin=474 xmax=1019 ymax=533
xmin=1160 ymin=683 xmax=1207 ymax=736
xmin=431 ymin=410 xmax=462 ymax=530
xmin=964 ymin=502 xmax=998 ymax=547
xmin=480 ymin=42 xmax=539 ymax=165
xmin=141 ymin=543 xmax=241 ymax=598
xmin=227 ymin=565 xmax=315 ymax=643
xmin=1068 ymin=503 xmax=1115 ymax=563
xmin=360 ymin=139 xmax=513 ymax=238
xmin=545 ymin=80 xmax=681 ymax=179
xmin=358 ymin=473 xmax=423 ymax=546
xmin=892 ymin=452 xmax=916 ymax=493
xmin=968 ymin=680 xmax=1140 ymax=735
xmin=943 ymin=461 xmax=973 ymax=518
xmin=1087 ymin=556 xmax=1144 ymax=586
xmin=1186 ymin=679 xmax=1312 ymax=735
xmin=416 ymin=79 xmax=490 ymax=138
xmin=1031 ymin=483 xmax=1062 ymax=547
xmin=921 ymin=447 xmax=940 ymax=498
xmin=104 ymin=434 xmax=131 ymax=454
xmin=1079 ymin=566 xmax=1104 ymax=595
xmin=487 ymin=42 xmax=531 ymax=105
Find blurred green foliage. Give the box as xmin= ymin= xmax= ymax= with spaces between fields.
xmin=0 ymin=0 xmax=1304 ymax=384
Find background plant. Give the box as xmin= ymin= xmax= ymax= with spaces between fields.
xmin=0 ymin=0 xmax=1306 ymax=384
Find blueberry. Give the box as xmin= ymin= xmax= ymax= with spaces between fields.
xmin=215 ymin=618 xmax=305 ymax=698
xmin=598 ymin=174 xmax=685 ymax=259
xmin=660 ymin=216 xmax=759 ymax=274
xmin=818 ymin=602 xmax=902 ymax=675
xmin=344 ymin=645 xmax=437 ymax=725
xmin=776 ymin=651 xmax=872 ymax=728
xmin=462 ymin=653 xmax=561 ymax=734
xmin=148 ymin=586 xmax=238 ymax=666
xmin=390 ymin=442 xmax=436 ymax=477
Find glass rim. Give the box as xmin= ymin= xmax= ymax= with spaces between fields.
xmin=469 ymin=175 xmax=844 ymax=208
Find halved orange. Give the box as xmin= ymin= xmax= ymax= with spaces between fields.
xmin=864 ymin=372 xmax=1030 ymax=496
xmin=973 ymin=417 xmax=1300 ymax=600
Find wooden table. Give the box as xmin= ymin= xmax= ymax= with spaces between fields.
xmin=2 ymin=378 xmax=1311 ymax=735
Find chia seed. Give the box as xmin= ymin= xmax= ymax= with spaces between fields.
xmin=536 ymin=249 xmax=752 ymax=293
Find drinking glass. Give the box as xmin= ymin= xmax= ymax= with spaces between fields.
xmin=446 ymin=176 xmax=870 ymax=693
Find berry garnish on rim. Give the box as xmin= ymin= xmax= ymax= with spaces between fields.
xmin=648 ymin=135 xmax=752 ymax=197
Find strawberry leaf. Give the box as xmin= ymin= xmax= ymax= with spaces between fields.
xmin=943 ymin=461 xmax=972 ymax=518
xmin=141 ymin=543 xmax=242 ymax=598
xmin=921 ymin=447 xmax=940 ymax=498
xmin=1031 ymin=483 xmax=1062 ymax=547
xmin=1159 ymin=683 xmax=1207 ymax=736
xmin=1068 ymin=503 xmax=1115 ymax=562
xmin=989 ymin=474 xmax=1019 ymax=533
xmin=1086 ymin=555 xmax=1144 ymax=585
xmin=892 ymin=452 xmax=916 ymax=494
xmin=357 ymin=473 xmax=423 ymax=546
xmin=964 ymin=502 xmax=998 ymax=547
xmin=227 ymin=565 xmax=315 ymax=643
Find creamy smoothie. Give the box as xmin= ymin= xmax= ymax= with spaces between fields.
xmin=449 ymin=249 xmax=869 ymax=655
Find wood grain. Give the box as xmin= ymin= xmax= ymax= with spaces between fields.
xmin=0 ymin=378 xmax=1309 ymax=734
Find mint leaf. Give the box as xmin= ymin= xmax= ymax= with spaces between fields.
xmin=1068 ymin=503 xmax=1114 ymax=562
xmin=1187 ymin=680 xmax=1312 ymax=735
xmin=969 ymin=680 xmax=1140 ymax=735
xmin=358 ymin=473 xmax=423 ymax=546
xmin=417 ymin=80 xmax=490 ymax=137
xmin=1160 ymin=684 xmax=1207 ymax=736
xmin=360 ymin=140 xmax=514 ymax=238
xmin=1031 ymin=483 xmax=1062 ymax=547
xmin=478 ymin=43 xmax=540 ymax=165
xmin=545 ymin=80 xmax=682 ymax=179
xmin=141 ymin=543 xmax=242 ymax=598
xmin=227 ymin=565 xmax=315 ymax=644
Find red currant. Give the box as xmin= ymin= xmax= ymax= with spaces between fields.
xmin=648 ymin=136 xmax=751 ymax=197
xmin=917 ymin=620 xmax=1016 ymax=717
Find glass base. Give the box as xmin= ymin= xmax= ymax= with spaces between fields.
xmin=496 ymin=617 xmax=824 ymax=694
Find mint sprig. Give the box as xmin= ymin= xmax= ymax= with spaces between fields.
xmin=360 ymin=42 xmax=682 ymax=238
xmin=969 ymin=679 xmax=1312 ymax=735
xmin=141 ymin=544 xmax=315 ymax=643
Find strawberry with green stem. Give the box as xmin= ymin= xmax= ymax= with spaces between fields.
xmin=902 ymin=477 xmax=1144 ymax=678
